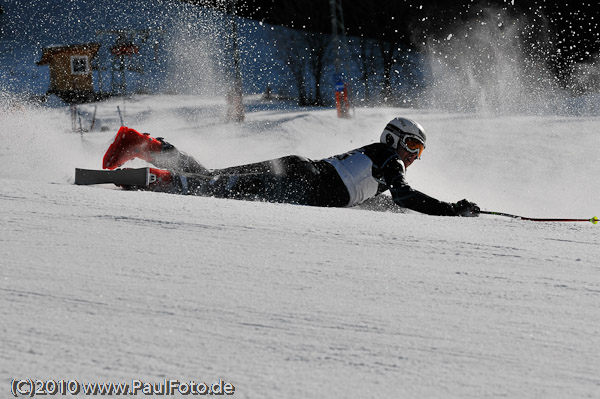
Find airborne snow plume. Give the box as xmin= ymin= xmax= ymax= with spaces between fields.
xmin=421 ymin=6 xmax=600 ymax=116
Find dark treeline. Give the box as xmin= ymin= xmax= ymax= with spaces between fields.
xmin=182 ymin=0 xmax=600 ymax=105
xmin=184 ymin=0 xmax=600 ymax=65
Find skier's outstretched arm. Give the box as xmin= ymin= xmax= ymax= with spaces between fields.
xmin=379 ymin=158 xmax=478 ymax=216
xmin=389 ymin=179 xmax=457 ymax=216
xmin=389 ymin=178 xmax=479 ymax=216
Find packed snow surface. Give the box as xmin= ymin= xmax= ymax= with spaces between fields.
xmin=1 ymin=95 xmax=599 ymax=398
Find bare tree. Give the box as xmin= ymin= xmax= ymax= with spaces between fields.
xmin=275 ymin=29 xmax=309 ymax=105
xmin=351 ymin=37 xmax=380 ymax=104
xmin=270 ymin=1 xmax=332 ymax=106
xmin=345 ymin=2 xmax=416 ymax=105
xmin=304 ymin=30 xmax=331 ymax=105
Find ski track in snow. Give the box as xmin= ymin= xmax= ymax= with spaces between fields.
xmin=1 ymin=95 xmax=600 ymax=398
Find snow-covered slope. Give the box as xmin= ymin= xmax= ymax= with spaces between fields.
xmin=1 ymin=94 xmax=599 ymax=398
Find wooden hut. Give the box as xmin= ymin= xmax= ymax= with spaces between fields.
xmin=37 ymin=43 xmax=101 ymax=103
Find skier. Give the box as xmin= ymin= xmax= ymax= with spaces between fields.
xmin=102 ymin=117 xmax=480 ymax=216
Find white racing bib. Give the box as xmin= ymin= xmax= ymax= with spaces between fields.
xmin=323 ymin=150 xmax=380 ymax=207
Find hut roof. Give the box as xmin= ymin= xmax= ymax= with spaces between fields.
xmin=37 ymin=43 xmax=101 ymax=66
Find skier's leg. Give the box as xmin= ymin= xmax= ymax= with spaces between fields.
xmin=150 ymin=144 xmax=208 ymax=174
xmin=153 ymin=144 xmax=306 ymax=176
xmin=215 ymin=156 xmax=293 ymax=175
xmin=184 ymin=173 xmax=312 ymax=203
xmin=140 ymin=156 xmax=349 ymax=207
xmin=102 ymin=127 xmax=208 ymax=173
xmin=182 ymin=156 xmax=323 ymax=204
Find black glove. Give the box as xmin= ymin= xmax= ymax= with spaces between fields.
xmin=452 ymin=199 xmax=480 ymax=217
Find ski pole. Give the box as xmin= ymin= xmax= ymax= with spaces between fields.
xmin=480 ymin=211 xmax=598 ymax=224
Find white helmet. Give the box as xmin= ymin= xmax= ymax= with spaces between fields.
xmin=380 ymin=117 xmax=427 ymax=154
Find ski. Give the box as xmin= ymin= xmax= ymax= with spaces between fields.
xmin=481 ymin=210 xmax=598 ymax=224
xmin=74 ymin=167 xmax=152 ymax=186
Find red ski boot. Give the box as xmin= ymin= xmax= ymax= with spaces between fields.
xmin=102 ymin=127 xmax=164 ymax=170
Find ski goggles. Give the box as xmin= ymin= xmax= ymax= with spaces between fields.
xmin=402 ymin=136 xmax=425 ymax=158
